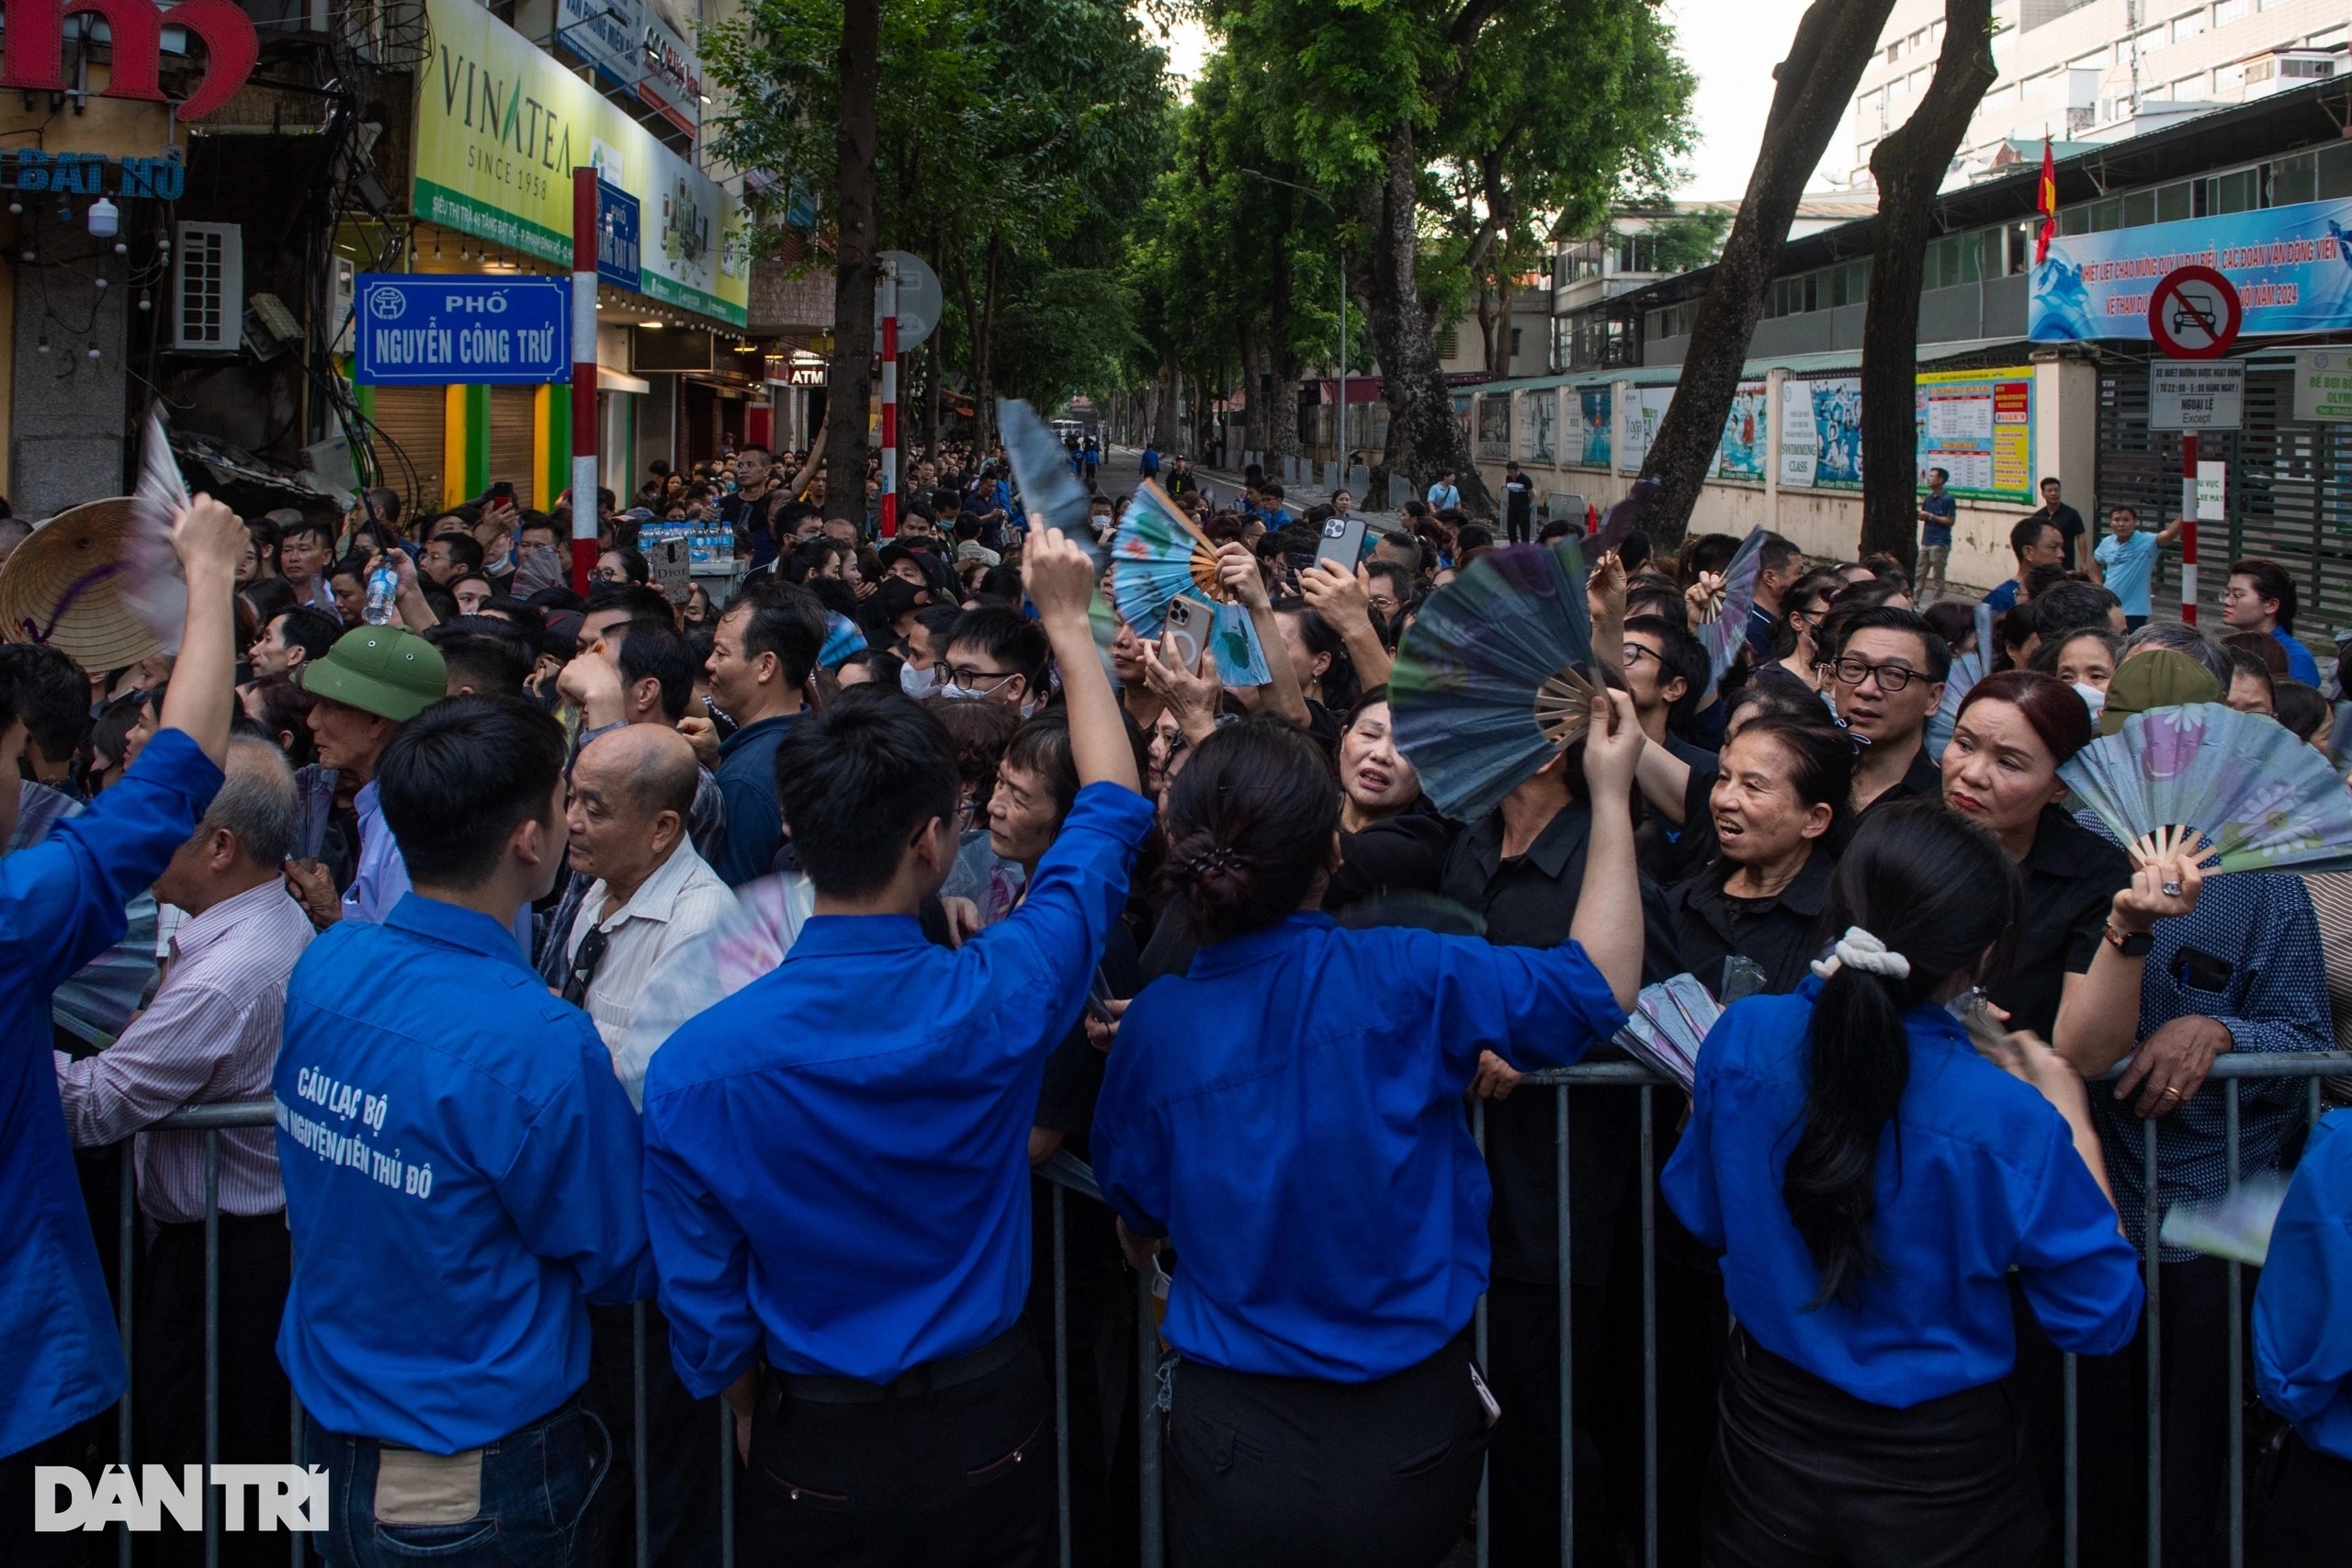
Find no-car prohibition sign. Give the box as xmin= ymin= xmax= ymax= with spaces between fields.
xmin=2148 ymin=265 xmax=2243 ymax=360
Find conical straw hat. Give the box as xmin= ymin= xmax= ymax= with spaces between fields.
xmin=0 ymin=498 xmax=166 ymax=671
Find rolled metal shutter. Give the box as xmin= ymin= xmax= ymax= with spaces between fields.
xmin=490 ymin=386 xmax=537 ymax=510
xmin=363 ymin=387 xmax=447 ymax=523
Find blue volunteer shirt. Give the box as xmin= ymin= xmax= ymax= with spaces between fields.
xmin=1662 ymin=977 xmax=2143 ymax=1407
xmin=348 ymin=779 xmax=531 ymax=952
xmin=0 ymin=729 xmax=220 ymax=1456
xmin=274 ymin=893 xmax=654 ymax=1452
xmin=641 ymin=781 xmax=1155 ymax=1394
xmin=1091 ymin=913 xmax=1626 ymax=1382
xmin=2273 ymin=625 xmax=2321 ymax=686
xmin=2096 ymin=529 xmax=2161 ymax=617
xmin=2256 ymin=1111 xmax=2352 ymax=1462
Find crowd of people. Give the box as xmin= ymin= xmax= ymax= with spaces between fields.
xmin=0 ymin=435 xmax=2349 ymax=1568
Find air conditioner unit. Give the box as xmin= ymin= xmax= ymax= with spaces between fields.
xmin=173 ymin=222 xmax=243 ymax=353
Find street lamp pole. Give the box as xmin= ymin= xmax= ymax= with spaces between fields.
xmin=1240 ymin=168 xmax=1346 ymax=478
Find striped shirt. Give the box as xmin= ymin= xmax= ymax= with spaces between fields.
xmin=54 ymin=880 xmax=314 ymax=1224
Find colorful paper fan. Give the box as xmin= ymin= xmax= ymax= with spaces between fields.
xmin=1389 ymin=539 xmax=1600 ymax=821
xmin=1926 ymin=601 xmax=1997 ymax=761
xmin=1111 ymin=481 xmax=1273 ymax=686
xmin=820 ymin=613 xmax=866 ymax=669
xmin=1000 ymin=398 xmax=1102 ymax=567
xmin=2058 ymin=701 xmax=2352 ymax=874
xmin=1110 ymin=480 xmax=1221 ymax=639
xmin=1697 ymin=527 xmax=1765 ymax=687
xmin=1612 ymin=973 xmax=1723 ymax=1091
xmin=1589 ymin=479 xmax=1657 ymax=558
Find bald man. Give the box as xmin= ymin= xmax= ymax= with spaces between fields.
xmin=560 ymin=724 xmax=738 ymax=1567
xmin=557 ymin=725 xmax=735 ymax=1077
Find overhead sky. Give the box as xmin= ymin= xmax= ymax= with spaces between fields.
xmin=1149 ymin=0 xmax=1825 ymax=203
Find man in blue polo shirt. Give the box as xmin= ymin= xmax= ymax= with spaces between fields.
xmin=641 ymin=526 xmax=1148 ymax=1566
xmin=1917 ymin=466 xmax=1957 ymax=600
xmin=703 ymin=582 xmax=825 ymax=886
xmin=0 ymin=496 xmax=244 ymax=1558
xmin=2090 ymin=503 xmax=2185 ymax=631
xmin=276 ymin=696 xmax=652 ymax=1567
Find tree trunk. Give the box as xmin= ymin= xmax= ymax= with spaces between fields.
xmin=1478 ymin=275 xmax=1512 ymax=377
xmin=1238 ymin=321 xmax=1265 ymax=462
xmin=972 ymin=231 xmax=1001 ymax=451
xmin=1633 ymin=0 xmax=1897 ymax=549
xmin=1859 ymin=0 xmax=1997 ymax=570
xmin=1357 ymin=117 xmax=1488 ymax=513
xmin=822 ymin=0 xmax=881 ymax=530
xmin=1154 ymin=352 xmax=1181 ymax=451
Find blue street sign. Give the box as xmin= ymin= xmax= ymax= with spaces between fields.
xmin=353 ymin=276 xmax=571 ymax=386
xmin=597 ymin=181 xmax=642 ymax=293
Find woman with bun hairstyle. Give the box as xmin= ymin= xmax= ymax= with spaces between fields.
xmin=1091 ymin=694 xmax=1646 ymax=1568
xmin=1663 ymin=802 xmax=2143 ymax=1564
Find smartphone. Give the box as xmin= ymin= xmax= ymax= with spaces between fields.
xmin=487 ymin=480 xmax=516 ymax=504
xmin=1163 ymin=596 xmax=1209 ymax=671
xmin=2171 ymin=947 xmax=2234 ymax=993
xmin=1315 ymin=514 xmax=1368 ymax=572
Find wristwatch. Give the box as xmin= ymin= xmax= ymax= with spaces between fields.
xmin=2102 ymin=922 xmax=2154 ymax=957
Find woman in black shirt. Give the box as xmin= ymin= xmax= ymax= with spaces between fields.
xmin=1663 ymin=711 xmax=1852 ymax=997
xmin=1937 ymin=670 xmax=2134 ymax=1043
xmin=1326 ymin=687 xmax=1454 ymax=912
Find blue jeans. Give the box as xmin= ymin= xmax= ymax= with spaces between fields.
xmin=304 ymin=1398 xmax=610 ymax=1567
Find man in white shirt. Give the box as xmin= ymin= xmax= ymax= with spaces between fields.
xmin=54 ymin=739 xmax=311 ymax=1563
xmin=558 ymin=724 xmax=733 ymax=1080
xmin=557 ymin=721 xmax=735 ymax=1563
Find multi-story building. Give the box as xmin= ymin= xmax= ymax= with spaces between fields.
xmin=1838 ymin=0 xmax=2347 ymax=188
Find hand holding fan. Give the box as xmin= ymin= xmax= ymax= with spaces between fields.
xmin=2058 ymin=701 xmax=2352 ymax=874
xmin=1696 ymin=527 xmax=1765 ymax=690
xmin=1612 ymin=973 xmax=1724 ymax=1092
xmin=1110 ymin=482 xmax=1272 ymax=686
xmin=122 ymin=405 xmax=191 ymax=653
xmin=1389 ymin=540 xmax=1600 ymax=821
xmin=1000 ymin=399 xmax=1102 ymax=568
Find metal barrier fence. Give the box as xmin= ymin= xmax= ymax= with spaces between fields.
xmin=118 ymin=1051 xmax=2352 ymax=1567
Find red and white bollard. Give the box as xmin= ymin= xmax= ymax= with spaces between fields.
xmin=571 ymin=167 xmax=600 ymax=595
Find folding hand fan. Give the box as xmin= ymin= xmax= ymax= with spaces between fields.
xmin=121 ymin=405 xmax=191 ymax=653
xmin=1110 ymin=481 xmax=1272 ymax=686
xmin=1611 ymin=973 xmax=1723 ymax=1092
xmin=2159 ymin=1173 xmax=2290 ymax=1266
xmin=1000 ymin=399 xmax=1102 ymax=568
xmin=1389 ymin=539 xmax=1600 ymax=822
xmin=2058 ymin=701 xmax=2352 ymax=874
xmin=820 ymin=613 xmax=866 ymax=669
xmin=1589 ymin=479 xmax=1657 ymax=558
xmin=1696 ymin=527 xmax=1764 ymax=689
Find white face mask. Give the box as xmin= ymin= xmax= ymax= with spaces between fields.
xmin=2073 ymin=682 xmax=2108 ymax=723
xmin=900 ymin=662 xmax=946 ymax=699
xmin=936 ymin=682 xmax=987 ymax=703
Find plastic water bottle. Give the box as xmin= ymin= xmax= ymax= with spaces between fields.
xmin=363 ymin=558 xmax=398 ymax=626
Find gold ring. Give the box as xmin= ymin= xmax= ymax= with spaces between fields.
xmin=2162 ymin=1086 xmax=2183 ymax=1100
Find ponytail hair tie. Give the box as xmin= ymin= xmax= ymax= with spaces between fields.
xmin=1185 ymin=845 xmax=1238 ymax=879
xmin=1810 ymin=925 xmax=1911 ymax=981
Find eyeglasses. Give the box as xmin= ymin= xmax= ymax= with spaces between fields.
xmin=1622 ymin=644 xmax=1661 ymax=671
xmin=1827 ymin=656 xmax=1920 ymax=693
xmin=947 ymin=666 xmax=1019 ymax=694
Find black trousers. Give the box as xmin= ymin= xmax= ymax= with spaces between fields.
xmin=2256 ymin=1428 xmax=2352 ymax=1566
xmin=1165 ymin=1333 xmax=1489 ymax=1568
xmin=582 ymin=1302 xmax=724 ymax=1568
xmin=1508 ymin=513 xmax=1533 ymax=545
xmin=2075 ymin=1257 xmax=2249 ymax=1568
xmin=1704 ymin=1329 xmax=2047 ymax=1568
xmin=139 ymin=1212 xmax=293 ymax=1568
xmin=742 ymin=1330 xmax=1052 ymax=1568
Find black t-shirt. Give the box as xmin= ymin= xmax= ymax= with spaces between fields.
xmin=1439 ymin=800 xmax=1682 ymax=1282
xmin=2036 ymin=502 xmax=2087 ymax=570
xmin=1984 ymin=806 xmax=2132 ymax=1041
xmin=1664 ymin=846 xmax=1834 ymax=1000
xmin=1327 ymin=800 xmax=1456 ymax=914
xmin=1503 ymin=474 xmax=1535 ymax=525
